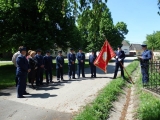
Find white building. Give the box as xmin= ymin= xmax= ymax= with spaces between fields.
xmin=121 ymin=40 xmax=130 ymax=55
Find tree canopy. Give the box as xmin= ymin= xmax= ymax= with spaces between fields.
xmin=77 ymin=1 xmax=128 ymax=51
xmin=144 ymin=31 xmax=160 ymax=50
xmin=0 ymin=0 xmax=128 ymax=53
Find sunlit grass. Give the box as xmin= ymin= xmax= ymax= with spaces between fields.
xmin=136 ymin=73 xmax=160 ymax=120
xmin=74 ymin=61 xmax=139 ymax=120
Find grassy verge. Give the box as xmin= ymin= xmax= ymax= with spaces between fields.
xmin=74 ymin=60 xmax=139 ymax=120
xmin=136 ymin=74 xmax=160 ymax=120
xmin=0 ymin=60 xmax=89 ymax=89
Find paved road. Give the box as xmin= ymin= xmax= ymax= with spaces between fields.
xmin=0 ymin=57 xmax=136 ymax=120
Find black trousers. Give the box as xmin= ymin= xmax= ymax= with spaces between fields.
xmin=90 ymin=64 xmax=96 ymax=77
xmin=28 ymin=69 xmax=36 ymax=85
xmin=68 ymin=64 xmax=75 ymax=78
xmin=113 ymin=62 xmax=124 ymax=78
xmin=36 ymin=68 xmax=44 ymax=85
xmin=57 ymin=67 xmax=63 ymax=80
xmin=15 ymin=67 xmax=18 ymax=86
xmin=77 ymin=63 xmax=85 ymax=77
xmin=45 ymin=69 xmax=52 ymax=82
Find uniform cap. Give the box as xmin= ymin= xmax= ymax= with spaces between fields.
xmin=46 ymin=50 xmax=50 ymax=53
xmin=117 ymin=45 xmax=122 ymax=48
xmin=79 ymin=48 xmax=82 ymax=50
xmin=90 ymin=50 xmax=95 ymax=52
xmin=70 ymin=48 xmax=73 ymax=51
xmin=58 ymin=51 xmax=62 ymax=53
xmin=141 ymin=44 xmax=147 ymax=47
xmin=36 ymin=49 xmax=42 ymax=52
xmin=19 ymin=47 xmax=26 ymax=52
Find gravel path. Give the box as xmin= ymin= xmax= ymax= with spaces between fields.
xmin=0 ymin=57 xmax=135 ymax=120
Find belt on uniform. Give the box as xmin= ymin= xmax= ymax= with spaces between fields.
xmin=142 ymin=60 xmax=149 ymax=63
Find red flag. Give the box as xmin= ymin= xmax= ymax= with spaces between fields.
xmin=94 ymin=40 xmax=116 ymax=73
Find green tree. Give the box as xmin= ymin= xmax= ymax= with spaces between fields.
xmin=144 ymin=31 xmax=160 ymax=50
xmin=77 ymin=1 xmax=128 ymax=51
xmin=0 ymin=0 xmax=80 ymax=53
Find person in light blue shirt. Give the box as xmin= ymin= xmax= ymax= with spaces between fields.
xmin=138 ymin=44 xmax=152 ymax=84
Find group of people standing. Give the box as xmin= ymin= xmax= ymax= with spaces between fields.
xmin=12 ymin=46 xmax=97 ymax=98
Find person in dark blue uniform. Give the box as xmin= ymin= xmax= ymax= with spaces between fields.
xmin=67 ymin=48 xmax=76 ymax=80
xmin=113 ymin=45 xmax=125 ymax=79
xmin=43 ymin=50 xmax=53 ymax=84
xmin=89 ymin=50 xmax=97 ymax=78
xmin=35 ymin=49 xmax=44 ymax=86
xmin=56 ymin=51 xmax=64 ymax=82
xmin=16 ymin=47 xmax=31 ymax=98
xmin=138 ymin=44 xmax=152 ymax=85
xmin=76 ymin=48 xmax=85 ymax=78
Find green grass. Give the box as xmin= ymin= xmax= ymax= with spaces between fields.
xmin=0 ymin=63 xmax=16 ymax=89
xmin=74 ymin=60 xmax=139 ymax=120
xmin=136 ymin=74 xmax=160 ymax=120
xmin=0 ymin=60 xmax=89 ymax=89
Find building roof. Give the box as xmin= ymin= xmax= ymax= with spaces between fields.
xmin=130 ymin=44 xmax=142 ymax=51
xmin=122 ymin=40 xmax=130 ymax=46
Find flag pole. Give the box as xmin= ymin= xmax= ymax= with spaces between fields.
xmin=120 ymin=62 xmax=134 ymax=84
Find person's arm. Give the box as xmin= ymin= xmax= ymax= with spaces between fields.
xmin=12 ymin=53 xmax=19 ymax=66
xmin=67 ymin=53 xmax=72 ymax=64
xmin=121 ymin=51 xmax=125 ymax=61
xmin=56 ymin=56 xmax=61 ymax=67
xmin=62 ymin=57 xmax=64 ymax=66
xmin=89 ymin=55 xmax=91 ymax=65
xmin=43 ymin=57 xmax=46 ymax=69
xmin=76 ymin=53 xmax=81 ymax=62
xmin=83 ymin=53 xmax=86 ymax=62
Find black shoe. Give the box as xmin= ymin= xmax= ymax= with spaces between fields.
xmin=23 ymin=91 xmax=29 ymax=95
xmin=50 ymin=81 xmax=54 ymax=83
xmin=112 ymin=77 xmax=116 ymax=79
xmin=31 ymin=85 xmax=36 ymax=89
xmin=91 ymin=75 xmax=93 ymax=78
xmin=18 ymin=96 xmax=25 ymax=98
xmin=40 ymin=83 xmax=44 ymax=85
xmin=82 ymin=76 xmax=85 ymax=78
xmin=94 ymin=76 xmax=96 ymax=78
xmin=57 ymin=79 xmax=60 ymax=82
xmin=72 ymin=77 xmax=76 ymax=79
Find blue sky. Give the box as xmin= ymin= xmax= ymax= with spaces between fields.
xmin=107 ymin=0 xmax=160 ymax=44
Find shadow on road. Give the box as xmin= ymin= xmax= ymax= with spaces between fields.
xmin=0 ymin=92 xmax=11 ymax=96
xmin=25 ymin=93 xmax=57 ymax=98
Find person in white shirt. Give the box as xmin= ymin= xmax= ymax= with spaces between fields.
xmin=12 ymin=46 xmax=23 ymax=86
